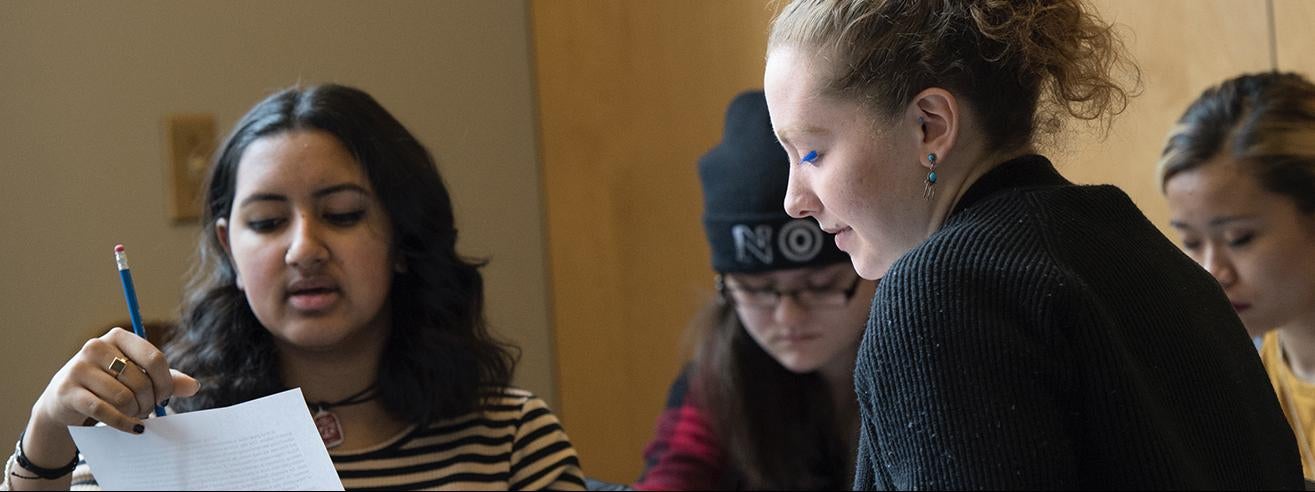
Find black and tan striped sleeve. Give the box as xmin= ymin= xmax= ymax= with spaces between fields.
xmin=68 ymin=458 xmax=98 ymax=491
xmin=504 ymin=390 xmax=585 ymax=490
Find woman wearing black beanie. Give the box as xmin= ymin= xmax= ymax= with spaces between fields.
xmin=632 ymin=90 xmax=874 ymax=490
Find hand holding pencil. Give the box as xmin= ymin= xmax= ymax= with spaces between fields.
xmin=30 ymin=327 xmax=199 ymax=433
xmin=12 ymin=246 xmax=201 ymax=487
xmin=114 ymin=244 xmax=168 ymax=417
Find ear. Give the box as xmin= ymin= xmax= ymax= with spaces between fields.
xmin=909 ymin=87 xmax=960 ymax=170
xmin=215 ymin=218 xmax=243 ymax=290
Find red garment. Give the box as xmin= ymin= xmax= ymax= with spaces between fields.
xmin=633 ymin=369 xmax=731 ymax=490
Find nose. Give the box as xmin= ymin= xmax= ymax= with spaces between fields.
xmin=783 ymin=166 xmax=820 ymax=219
xmin=1201 ymin=245 xmax=1237 ymax=288
xmin=285 ymin=213 xmax=329 ymax=270
xmin=772 ymin=294 xmax=809 ymax=326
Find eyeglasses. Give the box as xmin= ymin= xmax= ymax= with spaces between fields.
xmin=716 ymin=273 xmax=865 ymax=309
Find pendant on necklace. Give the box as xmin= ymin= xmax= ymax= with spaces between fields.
xmin=313 ymin=408 xmax=345 ymax=449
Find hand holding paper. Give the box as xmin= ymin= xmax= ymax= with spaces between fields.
xmin=68 ymin=388 xmax=343 ymax=491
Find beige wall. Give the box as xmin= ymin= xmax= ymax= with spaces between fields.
xmin=1060 ymin=0 xmax=1275 ymax=233
xmin=0 ymin=0 xmax=555 ymax=441
xmin=1275 ymin=0 xmax=1315 ymax=78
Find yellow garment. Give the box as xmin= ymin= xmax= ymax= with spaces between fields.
xmin=1261 ymin=331 xmax=1315 ymax=479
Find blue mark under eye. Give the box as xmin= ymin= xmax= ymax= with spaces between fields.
xmin=800 ymin=150 xmax=818 ymax=165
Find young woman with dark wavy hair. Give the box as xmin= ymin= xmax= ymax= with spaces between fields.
xmin=5 ymin=84 xmax=584 ymax=491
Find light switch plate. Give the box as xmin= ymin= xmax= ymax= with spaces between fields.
xmin=165 ymin=114 xmax=217 ymax=222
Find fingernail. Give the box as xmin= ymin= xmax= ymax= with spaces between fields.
xmin=160 ymin=398 xmax=170 ymax=408
xmin=133 ymin=424 xmax=145 ymax=434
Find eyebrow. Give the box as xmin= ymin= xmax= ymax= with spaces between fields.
xmin=775 ymin=125 xmax=830 ymax=146
xmin=1169 ymin=214 xmax=1258 ymax=229
xmin=238 ymin=183 xmax=371 ymax=208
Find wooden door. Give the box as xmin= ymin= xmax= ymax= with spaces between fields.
xmin=531 ymin=0 xmax=779 ymax=482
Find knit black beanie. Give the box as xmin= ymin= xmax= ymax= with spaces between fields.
xmin=698 ymin=90 xmax=848 ymax=273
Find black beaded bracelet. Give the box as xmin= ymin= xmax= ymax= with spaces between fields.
xmin=13 ymin=431 xmax=79 ymax=480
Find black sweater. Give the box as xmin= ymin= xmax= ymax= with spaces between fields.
xmin=853 ymin=155 xmax=1302 ymax=489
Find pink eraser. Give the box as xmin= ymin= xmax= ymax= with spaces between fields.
xmin=114 ymin=244 xmax=125 ymax=253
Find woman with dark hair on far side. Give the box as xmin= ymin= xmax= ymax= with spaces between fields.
xmin=1160 ymin=71 xmax=1315 ymax=480
xmin=3 ymin=84 xmax=585 ymax=491
xmin=765 ymin=0 xmax=1301 ymax=488
xmin=633 ymin=90 xmax=874 ymax=490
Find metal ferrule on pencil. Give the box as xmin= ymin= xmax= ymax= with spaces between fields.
xmin=115 ymin=249 xmax=130 ymax=271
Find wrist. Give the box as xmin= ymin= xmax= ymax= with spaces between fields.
xmin=27 ymin=397 xmax=65 ymax=435
xmin=14 ymin=431 xmax=78 ymax=480
xmin=20 ymin=412 xmax=77 ymax=471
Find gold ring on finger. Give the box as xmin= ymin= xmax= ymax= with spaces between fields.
xmin=107 ymin=356 xmax=128 ymax=379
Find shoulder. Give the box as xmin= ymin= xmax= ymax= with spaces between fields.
xmin=477 ymin=387 xmax=555 ymax=421
xmin=882 ymin=181 xmax=1145 ymax=309
xmin=948 ymin=179 xmax=1141 ymax=228
xmin=870 ymin=190 xmax=1088 ymax=365
xmin=485 ymin=388 xmax=585 ymax=490
xmin=476 ymin=387 xmax=566 ymax=431
xmin=483 ymin=386 xmax=536 ymax=407
xmin=881 ymin=188 xmax=1077 ymax=313
xmin=409 ymin=387 xmax=556 ymax=439
xmin=662 ymin=365 xmax=695 ymax=409
xmin=935 ymin=181 xmax=1140 ymax=252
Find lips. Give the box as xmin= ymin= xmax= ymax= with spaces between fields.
xmin=776 ymin=332 xmax=821 ymax=344
xmin=827 ymin=226 xmax=854 ymax=251
xmin=1231 ymin=301 xmax=1252 ymax=312
xmin=287 ymin=278 xmax=340 ymax=312
xmin=820 ymin=224 xmax=849 ymax=235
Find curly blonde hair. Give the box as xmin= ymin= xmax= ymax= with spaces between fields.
xmin=769 ymin=0 xmax=1140 ymax=152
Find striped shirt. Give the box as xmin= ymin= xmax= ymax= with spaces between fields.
xmin=6 ymin=387 xmax=584 ymax=491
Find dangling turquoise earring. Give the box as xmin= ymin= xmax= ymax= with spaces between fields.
xmin=922 ymin=152 xmax=938 ymax=200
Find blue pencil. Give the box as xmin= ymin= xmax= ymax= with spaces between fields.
xmin=114 ymin=244 xmax=167 ymax=417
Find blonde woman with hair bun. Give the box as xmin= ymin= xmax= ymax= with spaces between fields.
xmin=764 ymin=0 xmax=1302 ymax=488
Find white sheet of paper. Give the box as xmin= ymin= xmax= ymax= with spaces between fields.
xmin=68 ymin=388 xmax=343 ymax=491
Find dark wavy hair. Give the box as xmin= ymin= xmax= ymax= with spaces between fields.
xmin=166 ymin=84 xmax=518 ymax=425
xmin=690 ymin=298 xmax=851 ymax=489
